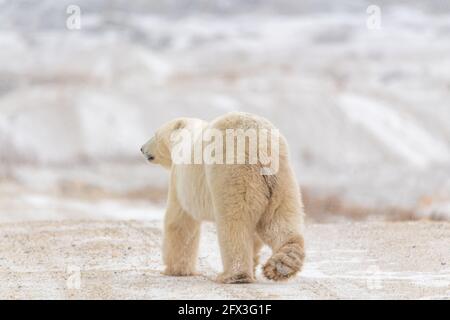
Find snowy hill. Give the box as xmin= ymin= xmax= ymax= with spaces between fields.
xmin=0 ymin=1 xmax=449 ymax=221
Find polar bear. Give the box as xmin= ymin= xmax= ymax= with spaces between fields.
xmin=141 ymin=112 xmax=305 ymax=283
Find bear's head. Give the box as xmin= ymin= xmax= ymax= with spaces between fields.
xmin=140 ymin=118 xmax=187 ymax=169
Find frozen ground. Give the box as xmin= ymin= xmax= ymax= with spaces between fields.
xmin=0 ymin=220 xmax=448 ymax=299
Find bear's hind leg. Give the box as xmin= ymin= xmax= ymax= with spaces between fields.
xmin=206 ymin=165 xmax=268 ymax=284
xmin=215 ymin=216 xmax=255 ymax=284
xmin=257 ymin=206 xmax=305 ymax=281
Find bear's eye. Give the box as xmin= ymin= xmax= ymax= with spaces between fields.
xmin=174 ymin=120 xmax=183 ymax=130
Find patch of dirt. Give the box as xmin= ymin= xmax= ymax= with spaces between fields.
xmin=301 ymin=189 xmax=421 ymax=223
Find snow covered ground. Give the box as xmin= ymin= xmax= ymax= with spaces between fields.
xmin=0 ymin=220 xmax=448 ymax=299
xmin=0 ymin=1 xmax=450 ymax=221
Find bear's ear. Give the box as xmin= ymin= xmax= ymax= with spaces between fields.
xmin=173 ymin=120 xmax=185 ymax=130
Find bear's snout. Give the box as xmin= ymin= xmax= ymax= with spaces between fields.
xmin=140 ymin=145 xmax=154 ymax=161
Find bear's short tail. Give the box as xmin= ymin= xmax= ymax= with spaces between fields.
xmin=262 ymin=235 xmax=305 ymax=281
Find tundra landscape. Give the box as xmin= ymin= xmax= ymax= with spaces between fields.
xmin=0 ymin=0 xmax=449 ymax=299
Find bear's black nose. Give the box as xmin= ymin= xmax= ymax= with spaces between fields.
xmin=148 ymin=155 xmax=155 ymax=161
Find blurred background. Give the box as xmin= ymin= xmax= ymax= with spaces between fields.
xmin=0 ymin=0 xmax=449 ymax=223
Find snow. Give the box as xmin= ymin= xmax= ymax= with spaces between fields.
xmin=1 ymin=1 xmax=450 ymax=221
xmin=1 ymin=220 xmax=449 ymax=299
xmin=339 ymin=94 xmax=450 ymax=167
xmin=0 ymin=190 xmax=164 ymax=223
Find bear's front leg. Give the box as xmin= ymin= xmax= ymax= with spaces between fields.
xmin=163 ymin=197 xmax=200 ymax=277
xmin=215 ymin=217 xmax=255 ymax=284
